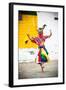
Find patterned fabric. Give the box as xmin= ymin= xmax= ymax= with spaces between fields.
xmin=32 ymin=35 xmax=48 ymax=46
xmin=35 ymin=46 xmax=49 ymax=63
xmin=31 ymin=35 xmax=49 ymax=63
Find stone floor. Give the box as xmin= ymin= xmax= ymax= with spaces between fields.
xmin=18 ymin=60 xmax=58 ymax=79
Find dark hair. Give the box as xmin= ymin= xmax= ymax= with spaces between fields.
xmin=43 ymin=24 xmax=47 ymax=27
xmin=38 ymin=28 xmax=43 ymax=34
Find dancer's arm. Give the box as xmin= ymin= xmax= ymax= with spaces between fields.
xmin=44 ymin=30 xmax=52 ymax=39
xmin=27 ymin=34 xmax=39 ymax=45
xmin=27 ymin=34 xmax=34 ymax=41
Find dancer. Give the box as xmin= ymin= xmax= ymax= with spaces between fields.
xmin=27 ymin=24 xmax=52 ymax=72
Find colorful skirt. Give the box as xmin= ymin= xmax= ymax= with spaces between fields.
xmin=35 ymin=46 xmax=49 ymax=63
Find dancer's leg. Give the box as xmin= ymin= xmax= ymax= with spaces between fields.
xmin=40 ymin=63 xmax=44 ymax=72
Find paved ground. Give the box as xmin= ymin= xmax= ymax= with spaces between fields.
xmin=18 ymin=60 xmax=58 ymax=79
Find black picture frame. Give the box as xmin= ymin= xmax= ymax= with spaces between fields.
xmin=9 ymin=2 xmax=65 ymax=87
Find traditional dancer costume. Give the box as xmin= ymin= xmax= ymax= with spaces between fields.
xmin=31 ymin=33 xmax=49 ymax=64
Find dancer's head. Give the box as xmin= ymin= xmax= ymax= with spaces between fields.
xmin=38 ymin=24 xmax=47 ymax=34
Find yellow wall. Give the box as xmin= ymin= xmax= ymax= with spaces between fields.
xmin=18 ymin=14 xmax=38 ymax=48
